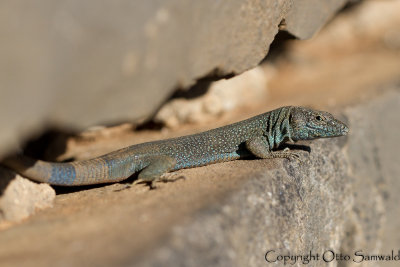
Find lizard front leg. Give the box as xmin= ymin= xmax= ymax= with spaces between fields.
xmin=245 ymin=136 xmax=300 ymax=160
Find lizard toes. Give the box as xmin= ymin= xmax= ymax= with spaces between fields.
xmin=150 ymin=180 xmax=159 ymax=189
xmin=288 ymin=152 xmax=302 ymax=163
xmin=160 ymin=172 xmax=186 ymax=183
xmin=148 ymin=172 xmax=186 ymax=189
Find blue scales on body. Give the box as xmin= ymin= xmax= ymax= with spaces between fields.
xmin=2 ymin=106 xmax=349 ymax=188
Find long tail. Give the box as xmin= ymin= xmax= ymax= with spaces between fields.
xmin=2 ymin=154 xmax=135 ymax=186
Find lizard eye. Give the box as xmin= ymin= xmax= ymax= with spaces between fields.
xmin=315 ymin=115 xmax=323 ymax=121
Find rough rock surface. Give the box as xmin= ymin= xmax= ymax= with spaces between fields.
xmin=0 ymin=89 xmax=399 ymax=266
xmin=0 ymin=167 xmax=55 ymax=225
xmin=129 ymin=90 xmax=400 ymax=267
xmin=0 ymin=0 xmax=349 ymax=156
xmin=1 ymin=1 xmax=399 ymax=266
xmin=154 ymin=65 xmax=272 ymax=128
xmin=346 ymin=90 xmax=400 ymax=267
xmin=285 ymin=0 xmax=348 ymax=39
xmin=131 ymin=136 xmax=354 ymax=267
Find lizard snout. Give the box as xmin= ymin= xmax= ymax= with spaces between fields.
xmin=338 ymin=121 xmax=349 ymax=136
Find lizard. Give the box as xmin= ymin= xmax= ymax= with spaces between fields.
xmin=1 ymin=106 xmax=348 ymax=188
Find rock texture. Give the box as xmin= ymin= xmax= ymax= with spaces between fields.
xmin=285 ymin=0 xmax=348 ymax=39
xmin=154 ymin=65 xmax=272 ymax=128
xmin=0 ymin=0 xmax=349 ymax=156
xmin=0 ymin=167 xmax=55 ymax=225
xmin=1 ymin=1 xmax=399 ymax=266
xmin=0 ymin=89 xmax=399 ymax=266
xmin=132 ymin=136 xmax=354 ymax=267
xmin=131 ymin=90 xmax=400 ymax=267
xmin=346 ymin=89 xmax=400 ymax=267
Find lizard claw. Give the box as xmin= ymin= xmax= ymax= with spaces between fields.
xmin=133 ymin=172 xmax=186 ymax=189
xmin=132 ymin=178 xmax=145 ymax=186
xmin=151 ymin=172 xmax=186 ymax=189
xmin=133 ymin=178 xmax=159 ymax=189
xmin=287 ymin=152 xmax=302 ymax=163
xmin=280 ymin=148 xmax=302 ymax=163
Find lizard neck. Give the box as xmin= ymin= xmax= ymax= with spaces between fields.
xmin=264 ymin=106 xmax=294 ymax=149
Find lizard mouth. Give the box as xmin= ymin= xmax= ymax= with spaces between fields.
xmin=305 ymin=124 xmax=323 ymax=131
xmin=341 ymin=126 xmax=349 ymax=135
xmin=306 ymin=124 xmax=348 ymax=136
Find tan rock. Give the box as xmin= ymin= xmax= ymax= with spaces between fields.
xmin=0 ymin=167 xmax=55 ymax=225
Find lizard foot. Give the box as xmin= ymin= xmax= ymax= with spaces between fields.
xmin=269 ymin=148 xmax=303 ymax=163
xmin=159 ymin=172 xmax=186 ymax=183
xmin=152 ymin=173 xmax=186 ymax=189
xmin=131 ymin=178 xmax=160 ymax=189
xmin=287 ymin=152 xmax=302 ymax=163
xmin=133 ymin=172 xmax=186 ymax=189
xmin=151 ymin=174 xmax=186 ymax=189
xmin=132 ymin=178 xmax=146 ymax=187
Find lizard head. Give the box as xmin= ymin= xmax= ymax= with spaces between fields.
xmin=290 ymin=107 xmax=349 ymax=141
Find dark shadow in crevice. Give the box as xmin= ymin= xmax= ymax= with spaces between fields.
xmin=21 ymin=128 xmax=76 ymax=161
xmin=169 ymin=79 xmax=212 ymax=100
xmin=168 ymin=69 xmax=235 ymax=100
xmin=261 ymin=0 xmax=363 ymax=65
xmin=0 ymin=127 xmax=77 ymax=193
xmin=134 ymin=120 xmax=164 ymax=131
xmin=260 ymin=30 xmax=297 ymax=64
xmin=136 ymin=68 xmax=235 ymax=130
xmin=0 ymin=166 xmax=16 ymax=197
xmin=170 ymin=69 xmax=235 ymax=100
xmin=338 ymin=0 xmax=364 ymax=14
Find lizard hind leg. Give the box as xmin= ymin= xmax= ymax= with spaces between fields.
xmin=134 ymin=155 xmax=177 ymax=189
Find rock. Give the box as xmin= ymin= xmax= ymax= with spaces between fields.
xmin=0 ymin=88 xmax=398 ymax=267
xmin=154 ymin=65 xmax=273 ymax=128
xmin=2 ymin=2 xmax=399 ymax=266
xmin=285 ymin=0 xmax=348 ymax=39
xmin=131 ymin=137 xmax=355 ymax=266
xmin=0 ymin=167 xmax=55 ymax=225
xmin=0 ymin=0 xmax=349 ymax=157
xmin=345 ymin=89 xmax=400 ymax=259
xmin=127 ymin=88 xmax=400 ymax=267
